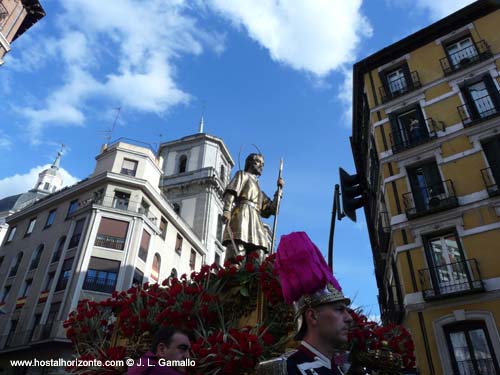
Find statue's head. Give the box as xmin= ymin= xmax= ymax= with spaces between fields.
xmin=244 ymin=153 xmax=264 ymax=176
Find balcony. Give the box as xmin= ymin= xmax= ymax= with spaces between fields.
xmin=379 ymin=71 xmax=421 ymax=103
xmin=1 ymin=330 xmax=34 ymax=349
xmin=382 ymin=304 xmax=405 ymax=325
xmin=377 ymin=211 xmax=390 ymax=254
xmin=90 ymin=194 xmax=158 ymax=223
xmin=82 ymin=277 xmax=115 ymax=294
xmin=457 ymin=91 xmax=500 ymax=127
xmin=391 ymin=117 xmax=443 ymax=154
xmin=403 ymin=179 xmax=458 ymax=219
xmin=481 ymin=166 xmax=500 ymax=197
xmin=440 ymin=40 xmax=492 ymax=76
xmin=419 ymin=259 xmax=484 ymax=301
xmin=94 ymin=233 xmax=125 ymax=250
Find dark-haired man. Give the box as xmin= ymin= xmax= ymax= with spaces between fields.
xmin=128 ymin=327 xmax=191 ymax=375
xmin=222 ymin=153 xmax=284 ymax=261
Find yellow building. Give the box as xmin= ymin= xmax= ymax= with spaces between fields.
xmin=351 ymin=1 xmax=500 ymax=374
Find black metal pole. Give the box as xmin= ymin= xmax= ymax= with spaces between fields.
xmin=328 ymin=184 xmax=340 ymax=270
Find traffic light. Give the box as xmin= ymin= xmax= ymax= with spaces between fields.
xmin=339 ymin=167 xmax=364 ymax=222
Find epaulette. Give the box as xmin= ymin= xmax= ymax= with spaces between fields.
xmin=256 ymin=350 xmax=297 ymax=375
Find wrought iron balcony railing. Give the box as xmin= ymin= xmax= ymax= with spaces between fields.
xmin=403 ymin=179 xmax=458 ymax=219
xmin=82 ymin=277 xmax=116 ymax=294
xmin=94 ymin=233 xmax=126 ymax=250
xmin=419 ymin=259 xmax=484 ymax=301
xmin=120 ymin=168 xmax=136 ymax=176
xmin=481 ymin=166 xmax=500 ymax=197
xmin=457 ymin=91 xmax=500 ymax=126
xmin=440 ymin=40 xmax=492 ymax=75
xmin=382 ymin=304 xmax=405 ymax=325
xmin=391 ymin=117 xmax=444 ymax=154
xmin=379 ymin=71 xmax=421 ymax=103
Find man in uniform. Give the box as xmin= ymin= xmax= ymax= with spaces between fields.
xmin=222 ymin=153 xmax=283 ymax=261
xmin=257 ymin=232 xmax=355 ymax=375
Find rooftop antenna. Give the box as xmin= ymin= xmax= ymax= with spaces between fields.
xmin=105 ymin=107 xmax=122 ymax=143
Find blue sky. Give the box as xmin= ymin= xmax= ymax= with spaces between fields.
xmin=0 ymin=0 xmax=475 ymax=317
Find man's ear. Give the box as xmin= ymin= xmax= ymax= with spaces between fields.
xmin=304 ymin=308 xmax=318 ymax=324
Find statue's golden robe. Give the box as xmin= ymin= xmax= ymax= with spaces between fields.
xmin=223 ymin=171 xmax=277 ymax=255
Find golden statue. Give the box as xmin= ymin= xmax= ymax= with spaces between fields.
xmin=222 ymin=153 xmax=284 ymax=261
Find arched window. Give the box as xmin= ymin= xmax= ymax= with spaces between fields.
xmin=9 ymin=252 xmax=23 ymax=277
xmin=52 ymin=236 xmax=66 ymax=263
xmin=30 ymin=244 xmax=44 ymax=270
xmin=178 ymin=155 xmax=187 ymax=173
xmin=151 ymin=253 xmax=161 ymax=282
xmin=220 ymin=164 xmax=225 ymax=182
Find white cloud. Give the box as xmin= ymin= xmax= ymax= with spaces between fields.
xmin=208 ymin=0 xmax=372 ymax=76
xmin=14 ymin=0 xmax=225 ymax=143
xmin=0 ymin=131 xmax=13 ymax=150
xmin=0 ymin=165 xmax=79 ymax=200
xmin=414 ymin=0 xmax=475 ymax=20
xmin=337 ymin=68 xmax=354 ymax=127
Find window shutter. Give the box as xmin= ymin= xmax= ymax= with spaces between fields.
xmin=98 ymin=218 xmax=129 ymax=238
xmin=88 ymin=257 xmax=120 ymax=272
xmin=389 ymin=114 xmax=402 ymax=149
xmin=483 ymin=75 xmax=500 ymax=108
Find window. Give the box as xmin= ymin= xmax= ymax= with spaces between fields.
xmin=6 ymin=320 xmax=17 ymax=347
xmin=175 ymin=234 xmax=183 ymax=255
xmin=386 ymin=67 xmax=407 ymax=95
xmin=22 ymin=279 xmax=32 ymax=297
xmin=178 ymin=155 xmax=187 ymax=173
xmin=5 ymin=226 xmax=16 ymax=243
xmin=140 ymin=199 xmax=150 ymax=216
xmin=121 ymin=159 xmax=138 ymax=176
xmin=113 ymin=191 xmax=130 ymax=210
xmin=407 ymin=161 xmax=445 ymax=214
xmin=220 ymin=164 xmax=226 ymax=182
xmin=56 ymin=258 xmax=74 ymax=291
xmin=190 ymin=249 xmax=196 ymax=271
xmin=29 ymin=314 xmax=41 ymax=341
xmin=25 ymin=218 xmax=37 ymax=236
xmin=217 ymin=215 xmax=224 ymax=243
xmin=132 ymin=268 xmax=144 ymax=288
xmin=160 ymin=217 xmax=168 ymax=239
xmin=68 ymin=219 xmax=85 ymax=248
xmin=83 ymin=257 xmax=120 ymax=294
xmin=460 ymin=76 xmax=500 ymax=123
xmin=52 ymin=236 xmax=66 ymax=262
xmin=446 ymin=37 xmax=477 ymax=70
xmin=389 ymin=106 xmax=429 ymax=152
xmin=422 ymin=232 xmax=476 ymax=298
xmin=45 ymin=209 xmax=57 ymax=228
xmin=44 ymin=272 xmax=55 ymax=291
xmin=173 ymin=203 xmax=181 ymax=215
xmin=1 ymin=285 xmax=11 ymax=303
xmin=30 ymin=244 xmax=44 ymax=270
xmin=40 ymin=303 xmax=60 ymax=340
xmin=67 ymin=199 xmax=79 ymax=217
xmin=170 ymin=268 xmax=178 ymax=278
xmin=138 ymin=230 xmax=151 ymax=262
xmin=445 ymin=321 xmax=500 ymax=375
xmin=214 ymin=253 xmax=221 ymax=266
xmin=94 ymin=218 xmax=128 ymax=250
xmin=481 ymin=136 xmax=500 ymax=195
xmin=9 ymin=253 xmax=23 ymax=277
xmin=151 ymin=254 xmax=161 ymax=282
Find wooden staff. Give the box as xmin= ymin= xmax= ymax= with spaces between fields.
xmin=270 ymin=158 xmax=284 ymax=253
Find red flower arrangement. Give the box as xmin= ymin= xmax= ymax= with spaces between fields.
xmin=64 ymin=255 xmax=415 ymax=375
xmin=348 ymin=309 xmax=416 ymax=373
